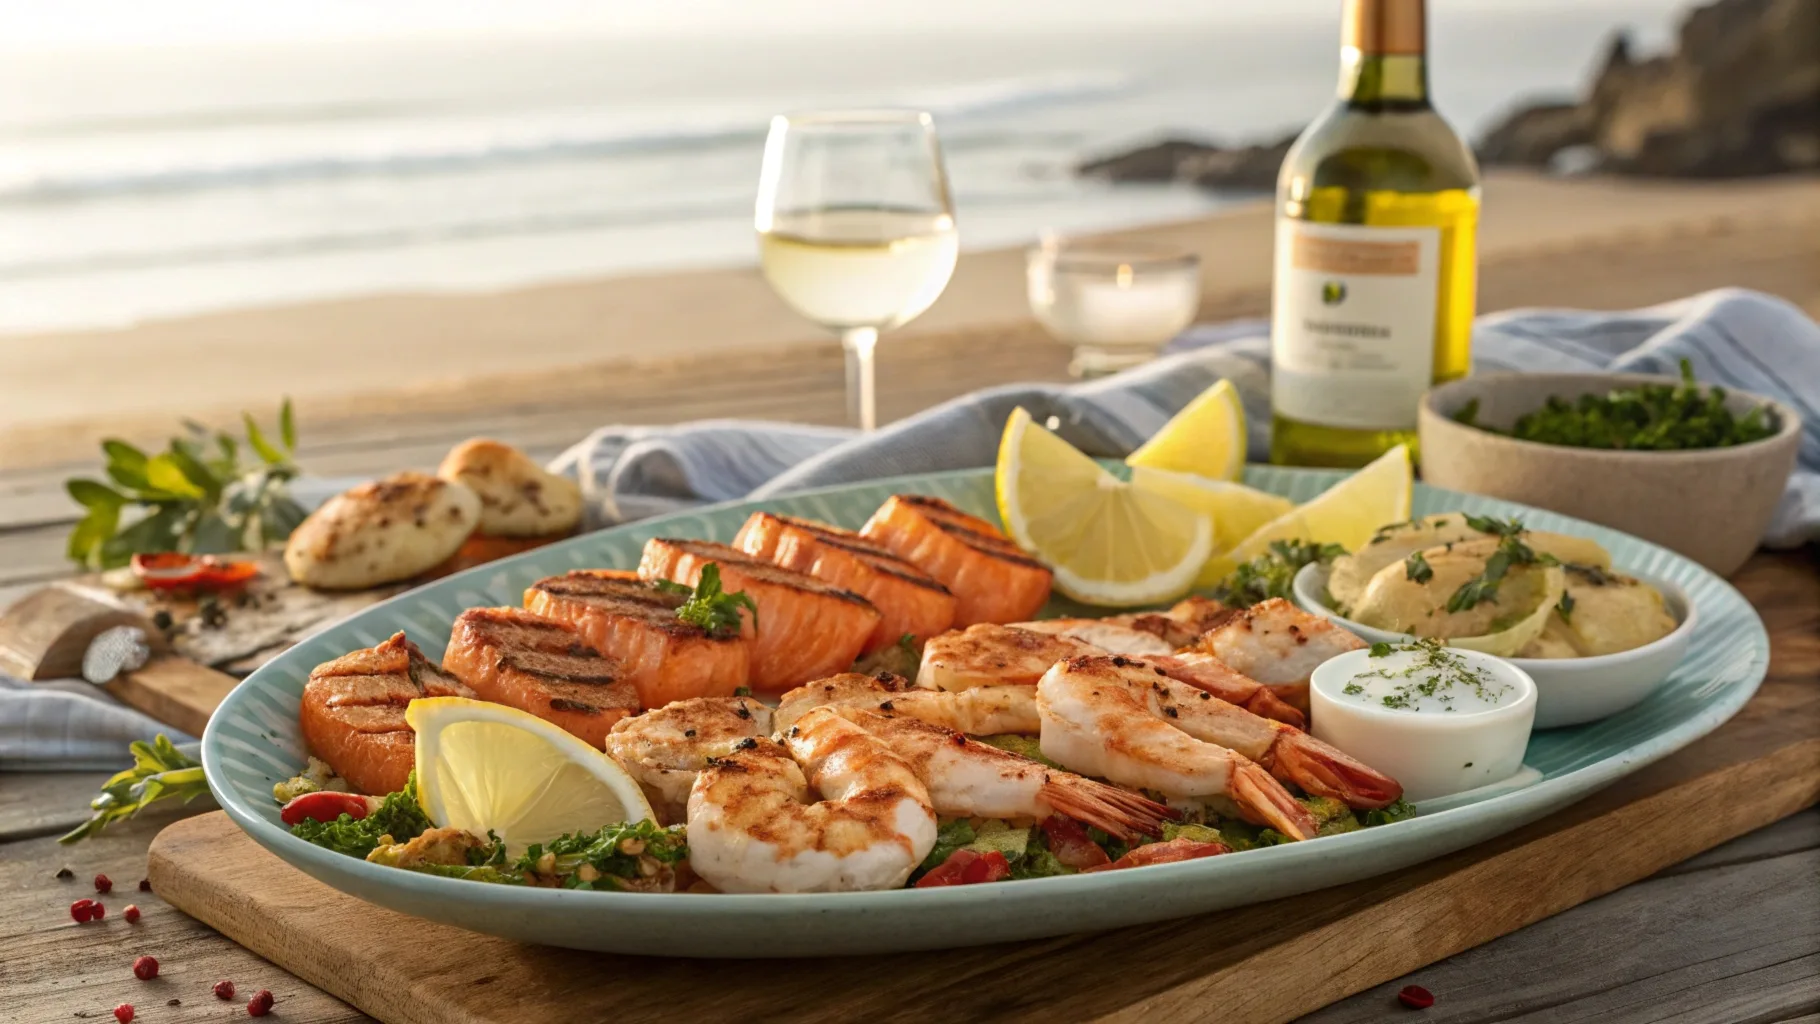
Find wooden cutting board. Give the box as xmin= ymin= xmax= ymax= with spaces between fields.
xmin=146 ymin=658 xmax=1820 ymax=1024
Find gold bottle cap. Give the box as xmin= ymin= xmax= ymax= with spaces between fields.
xmin=1343 ymin=0 xmax=1425 ymax=56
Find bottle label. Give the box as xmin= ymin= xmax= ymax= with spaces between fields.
xmin=1270 ymin=218 xmax=1441 ymax=431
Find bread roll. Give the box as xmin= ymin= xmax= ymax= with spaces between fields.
xmin=437 ymin=438 xmax=583 ymax=538
xmin=284 ymin=472 xmax=480 ymax=590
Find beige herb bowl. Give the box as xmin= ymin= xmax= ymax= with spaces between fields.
xmin=1418 ymin=373 xmax=1802 ymax=577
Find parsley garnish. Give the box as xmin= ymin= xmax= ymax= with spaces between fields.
xmin=1346 ymin=639 xmax=1510 ymax=711
xmin=1212 ymin=539 xmax=1346 ymax=608
xmin=1556 ymin=590 xmax=1576 ymax=622
xmin=655 ymin=564 xmax=758 ymax=638
xmin=1368 ymin=641 xmax=1395 ymax=658
xmin=1444 ymin=522 xmax=1557 ymax=614
xmin=1453 ymin=359 xmax=1776 ymax=451
xmin=290 ymin=775 xmax=432 ymax=859
xmin=1404 ymin=551 xmax=1433 ymax=583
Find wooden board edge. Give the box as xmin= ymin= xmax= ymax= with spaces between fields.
xmin=1102 ymin=736 xmax=1820 ymax=1024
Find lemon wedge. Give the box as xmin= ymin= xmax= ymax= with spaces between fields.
xmin=1200 ymin=444 xmax=1413 ymax=585
xmin=1125 ymin=378 xmax=1247 ymax=481
xmin=996 ymin=407 xmax=1213 ymax=606
xmin=406 ymin=697 xmax=654 ymax=856
xmin=1128 ymin=466 xmax=1295 ymax=552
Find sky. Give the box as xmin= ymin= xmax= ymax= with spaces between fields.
xmin=0 ymin=0 xmax=1670 ymax=49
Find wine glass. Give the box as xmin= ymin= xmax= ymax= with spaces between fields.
xmin=1027 ymin=237 xmax=1201 ymax=378
xmin=756 ymin=110 xmax=958 ymax=431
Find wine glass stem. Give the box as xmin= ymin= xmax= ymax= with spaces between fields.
xmin=842 ymin=326 xmax=880 ymax=431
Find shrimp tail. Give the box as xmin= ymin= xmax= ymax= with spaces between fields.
xmin=1271 ymin=731 xmax=1405 ymax=810
xmin=1242 ymin=689 xmax=1306 ymax=729
xmin=1041 ymin=777 xmax=1176 ymax=841
xmin=1230 ymin=760 xmax=1319 ymax=841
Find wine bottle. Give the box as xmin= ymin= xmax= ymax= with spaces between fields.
xmin=1269 ymin=0 xmax=1481 ymax=468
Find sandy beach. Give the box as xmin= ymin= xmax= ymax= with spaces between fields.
xmin=2 ymin=170 xmax=1816 ymax=474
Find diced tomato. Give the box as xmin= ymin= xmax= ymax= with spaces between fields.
xmin=1040 ymin=815 xmax=1112 ymax=869
xmin=959 ymin=850 xmax=1011 ymax=884
xmin=279 ymin=791 xmax=379 ymax=826
xmin=1082 ymin=838 xmax=1229 ymax=873
xmin=914 ymin=849 xmax=979 ymax=887
xmin=131 ymin=553 xmax=260 ymax=592
xmin=913 ymin=848 xmax=1011 ymax=887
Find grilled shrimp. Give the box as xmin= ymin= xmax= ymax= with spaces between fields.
xmin=1111 ymin=659 xmax=1400 ymax=809
xmin=774 ymin=672 xmax=1041 ymax=738
xmin=1192 ymin=598 xmax=1366 ymax=713
xmin=687 ymin=708 xmax=936 ymax=893
xmin=1036 ymin=655 xmax=1319 ymax=840
xmin=1104 ymin=597 xmax=1239 ymax=648
xmin=1009 ymin=619 xmax=1175 ymax=656
xmin=1147 ymin=652 xmax=1308 ymax=729
xmin=917 ymin=624 xmax=1099 ymax=691
xmin=602 ymin=696 xmax=772 ymax=822
xmin=817 ymin=706 xmax=1171 ymax=840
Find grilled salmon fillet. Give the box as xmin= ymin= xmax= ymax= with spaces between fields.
xmin=299 ymin=632 xmax=475 ymax=796
xmin=860 ymin=495 xmax=1052 ymax=625
xmin=524 ymin=569 xmax=751 ymax=707
xmin=441 ymin=607 xmax=640 ymax=747
xmin=733 ymin=511 xmax=956 ymax=654
xmin=638 ymin=537 xmax=881 ymax=693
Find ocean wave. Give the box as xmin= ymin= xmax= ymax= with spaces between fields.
xmin=0 ymin=71 xmax=1136 ymax=205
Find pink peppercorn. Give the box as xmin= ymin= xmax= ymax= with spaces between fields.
xmin=113 ymin=1004 xmax=134 ymax=1023
xmin=138 ymin=878 xmax=152 ymax=893
xmin=132 ymin=955 xmax=158 ymax=981
xmin=94 ymin=873 xmax=113 ymax=894
xmin=1398 ymin=985 xmax=1435 ymax=1010
xmin=214 ymin=980 xmax=237 ymax=1000
xmin=123 ymin=904 xmax=141 ymax=923
xmin=247 ymin=989 xmax=275 ymax=1016
xmin=90 ymin=901 xmax=106 ymax=920
xmin=70 ymin=899 xmax=96 ymax=923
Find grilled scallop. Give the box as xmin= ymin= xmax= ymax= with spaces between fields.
xmin=860 ymin=495 xmax=1053 ymax=626
xmin=441 ymin=607 xmax=640 ymax=748
xmin=525 ymin=569 xmax=750 ymax=707
xmin=637 ymin=537 xmax=881 ymax=694
xmin=733 ymin=511 xmax=956 ymax=653
xmin=298 ymin=632 xmax=475 ymax=796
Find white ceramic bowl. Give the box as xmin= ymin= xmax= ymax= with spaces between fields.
xmin=1310 ymin=646 xmax=1537 ymax=801
xmin=1293 ymin=563 xmax=1696 ymax=729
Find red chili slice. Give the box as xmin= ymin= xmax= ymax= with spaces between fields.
xmin=130 ymin=553 xmax=260 ymax=592
xmin=279 ymin=791 xmax=378 ymax=826
xmin=1040 ymin=815 xmax=1112 ymax=869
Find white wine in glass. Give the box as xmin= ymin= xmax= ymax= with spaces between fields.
xmin=756 ymin=111 xmax=958 ymax=431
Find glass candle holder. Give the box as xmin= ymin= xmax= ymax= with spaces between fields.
xmin=1026 ymin=238 xmax=1202 ymax=378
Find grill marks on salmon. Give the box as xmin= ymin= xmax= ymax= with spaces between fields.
xmin=637 ymin=537 xmax=880 ymax=694
xmin=524 ymin=569 xmax=750 ymax=707
xmin=861 ymin=495 xmax=1053 ymax=626
xmin=441 ymin=607 xmax=640 ymax=748
xmin=299 ymin=632 xmax=475 ymax=796
xmin=732 ymin=511 xmax=956 ymax=654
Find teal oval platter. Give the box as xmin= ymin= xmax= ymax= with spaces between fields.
xmin=201 ymin=466 xmax=1768 ymax=957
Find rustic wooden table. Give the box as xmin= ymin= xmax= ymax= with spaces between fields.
xmin=3 ymin=221 xmax=1819 ymax=1020
xmin=2 ymin=550 xmax=1814 ymax=1024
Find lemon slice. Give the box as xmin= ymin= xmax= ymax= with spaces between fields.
xmin=996 ymin=407 xmax=1214 ymax=606
xmin=1125 ymin=379 xmax=1247 ymax=481
xmin=1200 ymin=444 xmax=1413 ymax=585
xmin=406 ymin=697 xmax=654 ymax=856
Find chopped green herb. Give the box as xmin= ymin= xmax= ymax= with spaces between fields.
xmin=1212 ymin=539 xmax=1347 ymax=608
xmin=290 ymin=777 xmax=432 ymax=859
xmin=1463 ymin=514 xmax=1525 ymax=539
xmin=732 ymin=685 xmax=753 ymax=697
xmin=1363 ymin=799 xmax=1418 ymax=827
xmin=916 ymin=819 xmax=977 ymax=876
xmin=514 ymin=820 xmax=688 ymax=890
xmin=1453 ymin=360 xmax=1776 ymax=451
xmin=1346 ymin=639 xmax=1511 ymax=711
xmin=1404 ymin=551 xmax=1434 ymax=583
xmin=658 ymin=563 xmax=759 ymax=638
xmin=1556 ymin=590 xmax=1576 ymax=622
xmin=1368 ymin=642 xmax=1395 ymax=658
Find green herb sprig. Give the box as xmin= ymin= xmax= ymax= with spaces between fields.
xmin=1404 ymin=551 xmax=1433 ymax=583
xmin=653 ymin=563 xmax=759 ymax=637
xmin=1453 ymin=359 xmax=1776 ymax=451
xmin=60 ymin=735 xmax=210 ymax=843
xmin=1445 ymin=518 xmax=1557 ymax=613
xmin=64 ymin=401 xmax=306 ymax=569
xmin=1212 ymin=539 xmax=1347 ymax=608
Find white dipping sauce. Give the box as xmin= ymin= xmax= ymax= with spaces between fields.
xmin=1310 ymin=642 xmax=1537 ymax=802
